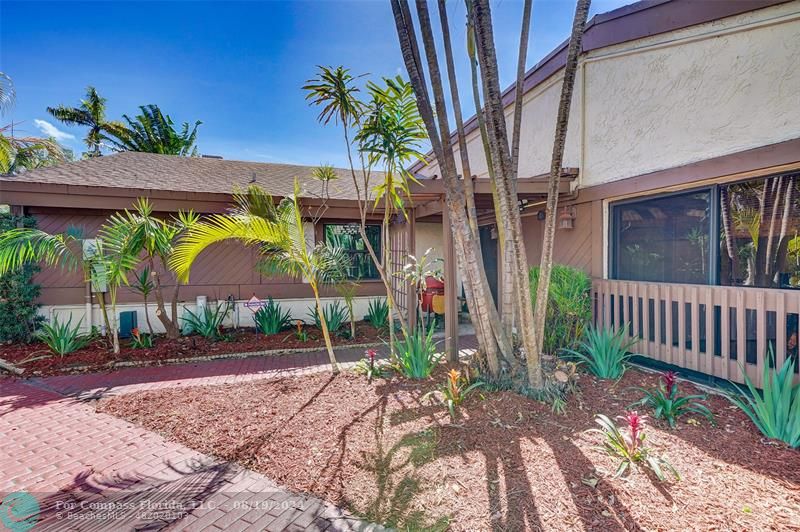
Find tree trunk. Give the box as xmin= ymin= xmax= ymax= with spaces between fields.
xmin=531 ymin=0 xmax=592 ymax=372
xmin=719 ymin=186 xmax=739 ymax=282
xmin=142 ymin=295 xmax=154 ymax=335
xmin=312 ymin=284 xmax=339 ymax=373
xmin=150 ymin=258 xmax=181 ymax=339
xmin=471 ymin=0 xmax=543 ymax=387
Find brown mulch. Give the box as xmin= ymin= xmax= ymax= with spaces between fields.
xmin=98 ymin=366 xmax=800 ymax=531
xmin=1 ymin=322 xmax=384 ymax=377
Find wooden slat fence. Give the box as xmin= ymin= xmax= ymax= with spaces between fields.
xmin=592 ymin=279 xmax=800 ymax=387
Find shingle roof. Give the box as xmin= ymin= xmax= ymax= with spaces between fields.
xmin=1 ymin=152 xmax=371 ymax=201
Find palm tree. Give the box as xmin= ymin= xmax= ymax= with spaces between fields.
xmin=170 ymin=181 xmax=350 ymax=372
xmin=105 ymin=105 xmax=200 ymax=156
xmin=103 ymin=198 xmax=198 ymax=339
xmin=47 ymin=86 xmax=120 ymax=157
xmin=0 ymin=73 xmax=65 ymax=174
xmin=530 ymin=0 xmax=591 ymax=369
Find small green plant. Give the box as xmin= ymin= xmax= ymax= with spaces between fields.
xmin=308 ymin=301 xmax=348 ymax=335
xmin=562 ymin=325 xmax=637 ymax=379
xmin=182 ymin=303 xmax=230 ymax=340
xmin=429 ymin=368 xmax=483 ymax=421
xmin=590 ymin=412 xmax=679 ymax=481
xmin=391 ymin=326 xmax=441 ymax=379
xmin=253 ymin=297 xmax=292 ymax=335
xmin=529 ymin=264 xmax=591 ymax=356
xmin=294 ymin=320 xmax=309 ymax=342
xmin=36 ymin=313 xmax=93 ymax=357
xmin=353 ymin=348 xmax=390 ymax=382
xmin=129 ymin=327 xmax=154 ymax=349
xmin=630 ymin=371 xmax=714 ymax=428
xmin=364 ymin=297 xmax=389 ymax=329
xmin=725 ymin=351 xmax=800 ymax=448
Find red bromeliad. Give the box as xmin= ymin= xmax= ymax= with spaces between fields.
xmin=660 ymin=371 xmax=679 ymax=392
xmin=622 ymin=411 xmax=645 ymax=450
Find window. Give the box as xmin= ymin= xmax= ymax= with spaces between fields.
xmin=324 ymin=224 xmax=381 ymax=280
xmin=719 ymin=173 xmax=800 ymax=289
xmin=612 ymin=189 xmax=712 ymax=284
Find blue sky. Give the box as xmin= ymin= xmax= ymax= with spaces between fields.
xmin=1 ymin=0 xmax=630 ymax=167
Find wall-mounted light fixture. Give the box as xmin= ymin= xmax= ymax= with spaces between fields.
xmin=558 ymin=206 xmax=577 ymax=230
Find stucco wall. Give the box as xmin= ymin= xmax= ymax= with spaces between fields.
xmin=418 ymin=2 xmax=800 ymax=187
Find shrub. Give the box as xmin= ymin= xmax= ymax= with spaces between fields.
xmin=308 ymin=301 xmax=348 ymax=334
xmin=529 ymin=264 xmax=591 ymax=356
xmin=562 ymin=325 xmax=637 ymax=380
xmin=726 ymin=351 xmax=800 ymax=448
xmin=253 ymin=297 xmax=292 ymax=335
xmin=37 ymin=314 xmax=93 ymax=357
xmin=182 ymin=303 xmax=230 ymax=340
xmin=590 ymin=412 xmax=679 ymax=481
xmin=0 ymin=213 xmax=44 ymax=343
xmin=392 ymin=326 xmax=440 ymax=379
xmin=364 ymin=297 xmax=389 ymax=329
xmin=129 ymin=327 xmax=154 ymax=349
xmin=630 ymin=371 xmax=714 ymax=428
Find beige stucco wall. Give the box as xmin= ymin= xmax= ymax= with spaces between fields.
xmin=418 ymin=1 xmax=800 ymax=187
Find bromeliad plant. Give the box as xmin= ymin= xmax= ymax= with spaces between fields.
xmin=435 ymin=368 xmax=483 ymax=421
xmin=590 ymin=412 xmax=680 ymax=482
xmin=353 ymin=348 xmax=390 ymax=382
xmin=294 ymin=320 xmax=309 ymax=342
xmin=563 ymin=325 xmax=637 ymax=380
xmin=129 ymin=327 xmax=153 ymax=349
xmin=37 ymin=314 xmax=93 ymax=357
xmin=726 ymin=351 xmax=800 ymax=448
xmin=182 ymin=303 xmax=231 ymax=341
xmin=253 ymin=297 xmax=292 ymax=335
xmin=630 ymin=371 xmax=714 ymax=428
xmin=391 ymin=325 xmax=440 ymax=379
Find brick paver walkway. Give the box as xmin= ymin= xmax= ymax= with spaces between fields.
xmin=0 ymin=337 xmax=477 ymax=531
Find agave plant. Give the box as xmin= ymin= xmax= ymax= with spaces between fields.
xmin=726 ymin=352 xmax=800 ymax=448
xmin=37 ymin=314 xmax=93 ymax=357
xmin=562 ymin=325 xmax=637 ymax=380
xmin=182 ymin=303 xmax=231 ymax=340
xmin=590 ymin=412 xmax=679 ymax=481
xmin=630 ymin=371 xmax=714 ymax=428
xmin=364 ymin=298 xmax=389 ymax=329
xmin=308 ymin=301 xmax=349 ymax=336
xmin=253 ymin=298 xmax=292 ymax=335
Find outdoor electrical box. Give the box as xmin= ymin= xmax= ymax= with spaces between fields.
xmin=119 ymin=311 xmax=138 ymax=339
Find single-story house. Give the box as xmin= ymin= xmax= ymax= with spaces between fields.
xmin=2 ymin=0 xmax=798 ymax=386
xmin=408 ymin=0 xmax=800 ymax=386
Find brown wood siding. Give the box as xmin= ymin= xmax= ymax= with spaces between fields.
xmin=30 ymin=210 xmax=384 ymax=305
xmin=522 ymin=201 xmax=595 ymax=276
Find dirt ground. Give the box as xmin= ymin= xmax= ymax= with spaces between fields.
xmin=99 ymin=365 xmax=800 ymax=531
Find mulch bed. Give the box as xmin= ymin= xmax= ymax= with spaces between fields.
xmin=1 ymin=322 xmax=384 ymax=377
xmin=99 ymin=365 xmax=800 ymax=531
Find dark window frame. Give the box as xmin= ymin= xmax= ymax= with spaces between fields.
xmin=322 ymin=222 xmax=382 ymax=281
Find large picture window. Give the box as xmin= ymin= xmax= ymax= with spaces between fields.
xmin=612 ymin=190 xmax=712 ymax=284
xmin=719 ymin=174 xmax=800 ymax=289
xmin=610 ymin=171 xmax=800 ymax=290
xmin=324 ymin=224 xmax=381 ymax=280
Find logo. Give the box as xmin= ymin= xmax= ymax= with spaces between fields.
xmin=0 ymin=492 xmax=40 ymax=532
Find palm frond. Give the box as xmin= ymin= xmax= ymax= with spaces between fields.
xmin=0 ymin=228 xmax=80 ymax=276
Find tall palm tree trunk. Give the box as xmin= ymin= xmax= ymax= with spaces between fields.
xmin=312 ymin=284 xmax=339 ymax=372
xmin=531 ymin=0 xmax=592 ymax=365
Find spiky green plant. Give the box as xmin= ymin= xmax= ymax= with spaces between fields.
xmin=253 ymin=297 xmax=292 ymax=335
xmin=37 ymin=314 xmax=93 ymax=357
xmin=308 ymin=301 xmax=348 ymax=335
xmin=182 ymin=303 xmax=230 ymax=340
xmin=726 ymin=352 xmax=800 ymax=448
xmin=364 ymin=297 xmax=389 ymax=329
xmin=562 ymin=325 xmax=637 ymax=380
xmin=391 ymin=326 xmax=440 ymax=379
xmin=630 ymin=371 xmax=714 ymax=428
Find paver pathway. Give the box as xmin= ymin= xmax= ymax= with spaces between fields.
xmin=1 ymin=337 xmax=477 ymax=531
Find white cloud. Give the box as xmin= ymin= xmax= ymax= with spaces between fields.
xmin=33 ymin=119 xmax=75 ymax=142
